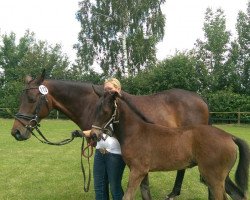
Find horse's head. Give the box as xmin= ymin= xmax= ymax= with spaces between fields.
xmin=11 ymin=69 xmax=51 ymax=141
xmin=90 ymin=91 xmax=120 ymax=141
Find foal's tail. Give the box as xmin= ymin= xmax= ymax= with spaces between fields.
xmin=233 ymin=137 xmax=250 ymax=194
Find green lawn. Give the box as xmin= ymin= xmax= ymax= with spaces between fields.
xmin=1 ymin=119 xmax=249 ymax=199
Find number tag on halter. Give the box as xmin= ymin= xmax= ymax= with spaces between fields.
xmin=39 ymin=85 xmax=49 ymax=95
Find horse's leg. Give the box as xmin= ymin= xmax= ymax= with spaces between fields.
xmin=200 ymin=175 xmax=215 ymax=200
xmin=123 ymin=169 xmax=146 ymax=200
xmin=201 ymin=173 xmax=228 ymax=200
xmin=204 ymin=178 xmax=227 ymax=200
xmin=208 ymin=188 xmax=215 ymax=200
xmin=206 ymin=170 xmax=244 ymax=199
xmin=140 ymin=173 xmax=152 ymax=200
xmin=199 ymin=165 xmax=228 ymax=200
xmin=165 ymin=169 xmax=185 ymax=200
xmin=209 ymin=186 xmax=228 ymax=200
xmin=225 ymin=176 xmax=245 ymax=200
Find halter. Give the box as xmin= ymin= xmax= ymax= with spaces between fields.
xmin=14 ymin=87 xmax=75 ymax=145
xmin=92 ymin=100 xmax=119 ymax=139
xmin=15 ymin=87 xmax=49 ymax=127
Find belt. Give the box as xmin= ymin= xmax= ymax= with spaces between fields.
xmin=98 ymin=148 xmax=109 ymax=154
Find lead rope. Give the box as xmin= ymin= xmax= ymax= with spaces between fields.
xmin=80 ymin=137 xmax=95 ymax=192
xmin=10 ymin=97 xmax=94 ymax=192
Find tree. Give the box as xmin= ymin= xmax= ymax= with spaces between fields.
xmin=75 ymin=0 xmax=165 ymax=77
xmin=0 ymin=30 xmax=70 ymax=108
xmin=234 ymin=2 xmax=250 ymax=94
xmin=194 ymin=8 xmax=231 ymax=91
xmin=123 ymin=52 xmax=202 ymax=94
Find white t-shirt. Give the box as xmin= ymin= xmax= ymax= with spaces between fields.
xmin=95 ymin=124 xmax=121 ymax=154
xmin=96 ymin=134 xmax=121 ymax=154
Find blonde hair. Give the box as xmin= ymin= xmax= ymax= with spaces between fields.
xmin=104 ymin=78 xmax=121 ymax=90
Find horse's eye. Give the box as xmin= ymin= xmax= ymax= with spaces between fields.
xmin=27 ymin=96 xmax=36 ymax=103
xmin=26 ymin=92 xmax=37 ymax=103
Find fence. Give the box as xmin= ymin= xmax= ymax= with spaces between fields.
xmin=210 ymin=112 xmax=250 ymax=124
xmin=0 ymin=108 xmax=67 ymax=119
xmin=1 ymin=108 xmax=250 ymax=124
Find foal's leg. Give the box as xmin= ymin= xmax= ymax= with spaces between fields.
xmin=200 ymin=176 xmax=215 ymax=200
xmin=140 ymin=174 xmax=152 ymax=200
xmin=201 ymin=173 xmax=228 ymax=200
xmin=201 ymin=174 xmax=243 ymax=200
xmin=208 ymin=188 xmax=215 ymax=200
xmin=225 ymin=176 xmax=245 ymax=200
xmin=123 ymin=169 xmax=146 ymax=200
xmin=199 ymin=166 xmax=228 ymax=200
xmin=165 ymin=169 xmax=185 ymax=200
xmin=209 ymin=185 xmax=228 ymax=200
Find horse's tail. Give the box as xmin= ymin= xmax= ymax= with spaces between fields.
xmin=233 ymin=137 xmax=250 ymax=194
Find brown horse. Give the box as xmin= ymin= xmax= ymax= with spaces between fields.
xmin=11 ymin=70 xmax=240 ymax=199
xmin=90 ymin=91 xmax=250 ymax=200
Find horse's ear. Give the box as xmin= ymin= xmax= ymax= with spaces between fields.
xmin=35 ymin=69 xmax=46 ymax=85
xmin=92 ymin=85 xmax=104 ymax=97
xmin=25 ymin=75 xmax=33 ymax=84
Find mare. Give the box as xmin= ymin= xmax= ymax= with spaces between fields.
xmin=90 ymin=91 xmax=250 ymax=200
xmin=10 ymin=70 xmax=238 ymax=199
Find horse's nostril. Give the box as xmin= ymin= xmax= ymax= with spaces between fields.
xmin=13 ymin=129 xmax=23 ymax=141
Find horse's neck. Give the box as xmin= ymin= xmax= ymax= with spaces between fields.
xmin=114 ymin=99 xmax=145 ymax=144
xmin=45 ymin=80 xmax=98 ymax=129
xmin=121 ymin=92 xmax=152 ymax=114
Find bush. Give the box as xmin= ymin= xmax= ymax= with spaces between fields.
xmin=203 ymin=90 xmax=250 ymax=123
xmin=203 ymin=91 xmax=250 ymax=112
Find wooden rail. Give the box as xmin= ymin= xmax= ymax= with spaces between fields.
xmin=210 ymin=112 xmax=250 ymax=124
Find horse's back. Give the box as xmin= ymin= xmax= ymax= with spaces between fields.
xmin=122 ymin=88 xmax=209 ymax=127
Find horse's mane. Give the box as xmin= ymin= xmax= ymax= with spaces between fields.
xmin=47 ymin=79 xmax=103 ymax=93
xmin=119 ymin=95 xmax=154 ymax=124
xmin=48 ymin=79 xmax=93 ymax=87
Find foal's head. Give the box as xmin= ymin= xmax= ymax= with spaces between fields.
xmin=90 ymin=91 xmax=119 ymax=141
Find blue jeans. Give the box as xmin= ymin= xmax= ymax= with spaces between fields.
xmin=94 ymin=149 xmax=126 ymax=200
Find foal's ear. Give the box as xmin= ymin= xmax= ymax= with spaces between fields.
xmin=92 ymin=85 xmax=104 ymax=97
xmin=35 ymin=69 xmax=46 ymax=85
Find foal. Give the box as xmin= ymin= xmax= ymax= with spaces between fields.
xmin=90 ymin=92 xmax=250 ymax=200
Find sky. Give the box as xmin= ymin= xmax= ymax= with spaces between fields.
xmin=0 ymin=0 xmax=249 ymax=64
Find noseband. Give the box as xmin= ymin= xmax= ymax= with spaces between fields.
xmin=92 ymin=100 xmax=119 ymax=139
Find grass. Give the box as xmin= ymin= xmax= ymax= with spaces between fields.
xmin=1 ymin=119 xmax=250 ymax=199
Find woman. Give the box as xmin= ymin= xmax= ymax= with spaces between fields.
xmin=85 ymin=78 xmax=126 ymax=200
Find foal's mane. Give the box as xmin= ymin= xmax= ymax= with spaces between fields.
xmin=119 ymin=95 xmax=154 ymax=124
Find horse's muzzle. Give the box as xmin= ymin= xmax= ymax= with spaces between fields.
xmin=11 ymin=129 xmax=28 ymax=141
xmin=90 ymin=129 xmax=101 ymax=141
xmin=91 ymin=133 xmax=99 ymax=142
